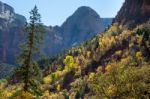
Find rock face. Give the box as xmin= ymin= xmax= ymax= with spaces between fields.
xmin=61 ymin=6 xmax=107 ymax=47
xmin=113 ymin=0 xmax=150 ymax=27
xmin=0 ymin=1 xmax=14 ymax=21
xmin=0 ymin=2 xmax=112 ymax=65
xmin=0 ymin=1 xmax=26 ymax=64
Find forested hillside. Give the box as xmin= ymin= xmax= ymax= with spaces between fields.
xmin=0 ymin=0 xmax=150 ymax=99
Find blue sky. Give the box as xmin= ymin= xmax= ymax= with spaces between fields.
xmin=2 ymin=0 xmax=124 ymax=26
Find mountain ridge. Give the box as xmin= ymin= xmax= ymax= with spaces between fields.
xmin=0 ymin=2 xmax=112 ymax=68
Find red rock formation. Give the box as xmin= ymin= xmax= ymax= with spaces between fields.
xmin=142 ymin=0 xmax=150 ymax=13
xmin=113 ymin=0 xmax=150 ymax=27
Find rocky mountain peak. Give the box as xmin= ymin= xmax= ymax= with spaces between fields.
xmin=72 ymin=6 xmax=100 ymax=18
xmin=62 ymin=6 xmax=101 ymax=28
xmin=61 ymin=6 xmax=107 ymax=46
xmin=0 ymin=1 xmax=15 ymax=21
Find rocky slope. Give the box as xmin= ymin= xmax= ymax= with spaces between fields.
xmin=0 ymin=1 xmax=112 ymax=65
xmin=113 ymin=0 xmax=150 ymax=27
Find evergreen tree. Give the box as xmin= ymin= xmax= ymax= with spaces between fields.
xmin=16 ymin=5 xmax=45 ymax=94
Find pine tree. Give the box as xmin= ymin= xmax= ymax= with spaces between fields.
xmin=16 ymin=5 xmax=45 ymax=94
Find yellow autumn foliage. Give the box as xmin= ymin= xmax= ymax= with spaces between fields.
xmin=42 ymin=90 xmax=50 ymax=98
xmin=56 ymin=84 xmax=61 ymax=91
xmin=88 ymin=72 xmax=95 ymax=81
xmin=47 ymin=93 xmax=64 ymax=99
xmin=13 ymin=91 xmax=34 ymax=99
xmin=105 ymin=65 xmax=112 ymax=72
xmin=107 ymin=85 xmax=117 ymax=96
xmin=43 ymin=75 xmax=52 ymax=84
xmin=64 ymin=55 xmax=74 ymax=71
xmin=115 ymin=50 xmax=122 ymax=55
xmin=136 ymin=51 xmax=143 ymax=59
xmin=86 ymin=51 xmax=91 ymax=58
xmin=0 ymin=90 xmax=12 ymax=98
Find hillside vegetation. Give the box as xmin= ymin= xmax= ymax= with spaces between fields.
xmin=0 ymin=20 xmax=150 ymax=98
xmin=1 ymin=0 xmax=150 ymax=98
